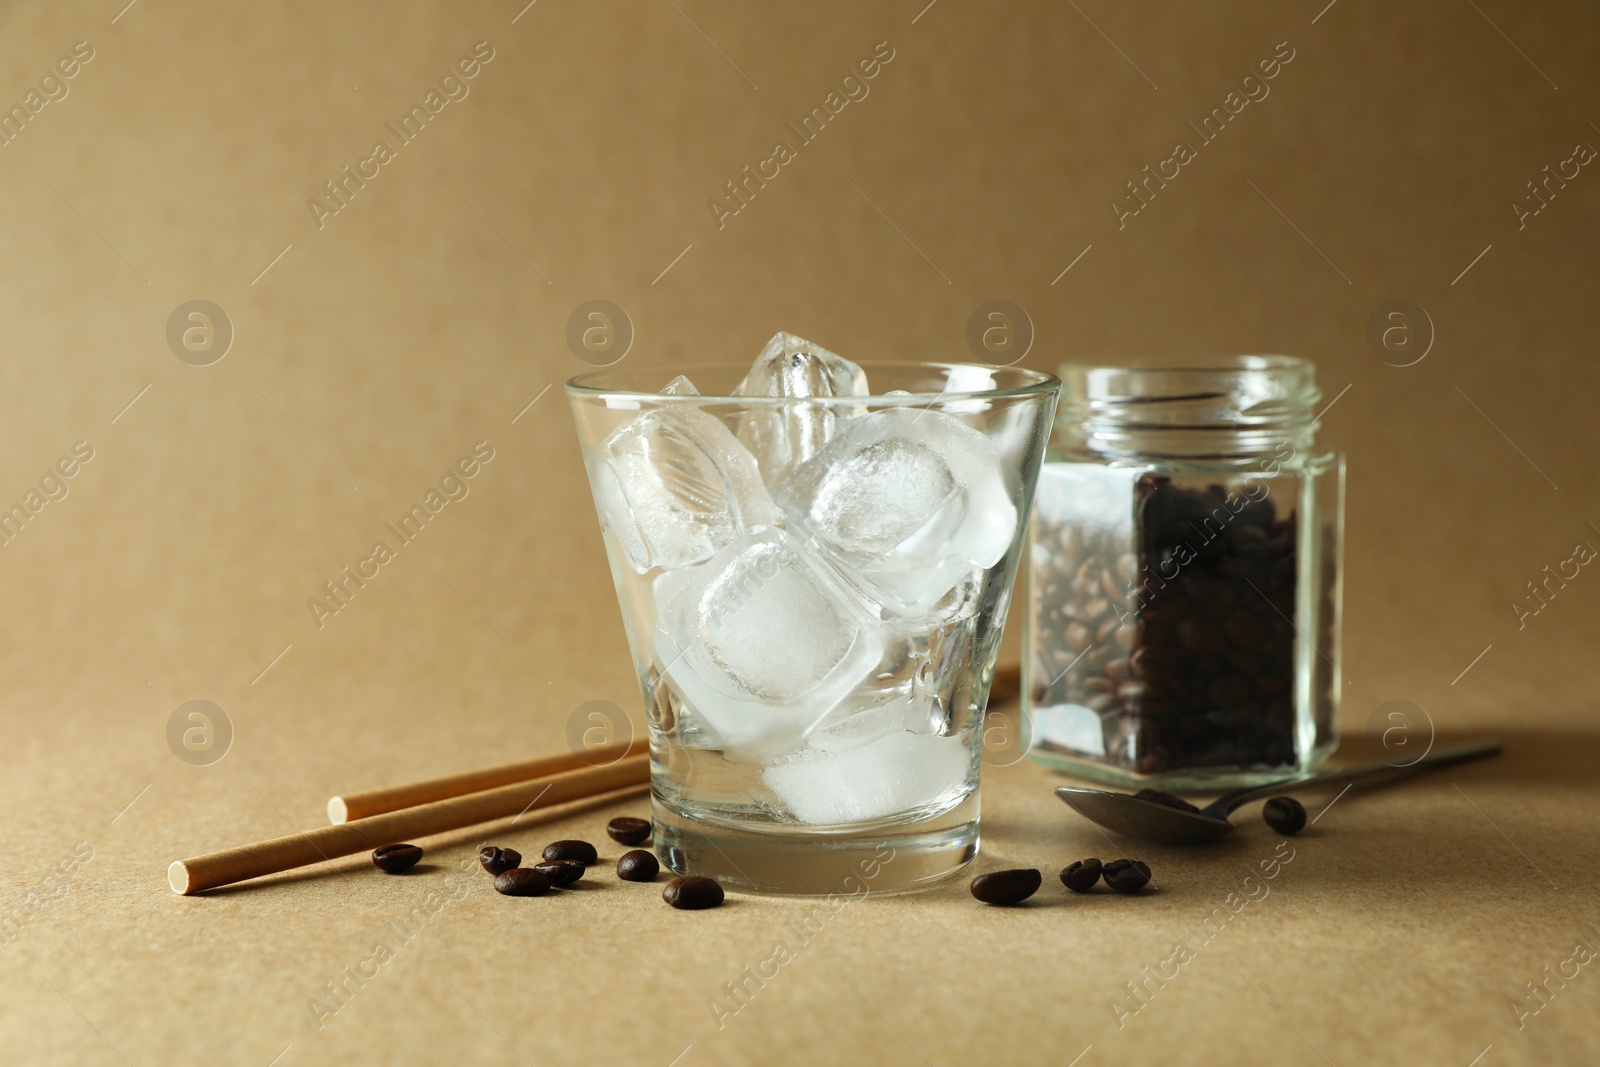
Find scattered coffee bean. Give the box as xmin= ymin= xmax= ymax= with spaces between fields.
xmin=1060 ymin=858 xmax=1102 ymax=893
xmin=1135 ymin=789 xmax=1201 ymax=813
xmin=970 ymin=869 xmax=1042 ymax=905
xmin=1263 ymin=796 xmax=1307 ymax=835
xmin=371 ymin=843 xmax=422 ymax=874
xmin=494 ymin=868 xmax=552 ymax=896
xmin=1102 ymin=858 xmax=1151 ymax=894
xmin=543 ymin=840 xmax=598 ymax=865
xmin=617 ymin=850 xmax=660 ymax=882
xmin=534 ymin=859 xmax=586 ymax=886
xmin=663 ymin=876 xmax=724 ymax=910
xmin=607 ymin=817 xmax=652 ymax=846
xmin=479 ymin=846 xmax=520 ymax=875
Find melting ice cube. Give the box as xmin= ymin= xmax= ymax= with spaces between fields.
xmin=733 ymin=332 xmax=869 ymax=485
xmin=651 ymin=528 xmax=884 ymax=762
xmin=804 ymin=687 xmax=939 ymax=754
xmin=598 ymin=390 xmax=781 ymax=574
xmin=777 ymin=407 xmax=1017 ymax=616
xmin=761 ymin=731 xmax=972 ymax=825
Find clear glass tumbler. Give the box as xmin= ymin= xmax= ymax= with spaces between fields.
xmin=568 ymin=362 xmax=1059 ymax=893
xmin=1025 ymin=357 xmax=1344 ymax=790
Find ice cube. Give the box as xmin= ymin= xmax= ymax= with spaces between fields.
xmin=776 ymin=407 xmax=1017 ymax=616
xmin=652 ymin=528 xmax=884 ymax=762
xmin=733 ymin=332 xmax=869 ymax=485
xmin=1030 ymin=703 xmax=1106 ymax=756
xmin=600 ymin=400 xmax=781 ymax=574
xmin=735 ymin=331 xmax=868 ymax=400
xmin=661 ymin=374 xmax=699 ymax=396
xmin=805 ymin=687 xmax=939 ymax=753
xmin=761 ymin=732 xmax=971 ymax=825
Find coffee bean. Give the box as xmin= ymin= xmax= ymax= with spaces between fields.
xmin=1102 ymin=858 xmax=1151 ymax=894
xmin=1263 ymin=796 xmax=1307 ymax=835
xmin=479 ymin=846 xmax=521 ymax=875
xmin=1060 ymin=858 xmax=1101 ymax=893
xmin=1135 ymin=789 xmax=1200 ymax=813
xmin=371 ymin=844 xmax=422 ymax=874
xmin=607 ymin=817 xmax=652 ymax=846
xmin=1064 ymin=621 xmax=1092 ymax=651
xmin=617 ymin=850 xmax=660 ymax=882
xmin=1133 ymin=753 xmax=1168 ymax=776
xmin=970 ymin=868 xmax=1042 ymax=905
xmin=534 ymin=859 xmax=586 ymax=886
xmin=494 ymin=868 xmax=552 ymax=896
xmin=1177 ymin=617 xmax=1226 ymax=658
xmin=1209 ymin=674 xmax=1252 ymax=707
xmin=663 ymin=876 xmax=724 ymax=909
xmin=542 ymin=840 xmax=598 ymax=865
xmin=1224 ymin=612 xmax=1266 ymax=646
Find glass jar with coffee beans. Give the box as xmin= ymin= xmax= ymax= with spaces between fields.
xmin=1024 ymin=358 xmax=1343 ymax=789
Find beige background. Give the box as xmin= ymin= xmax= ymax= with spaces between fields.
xmin=1 ymin=1 xmax=1597 ymax=1064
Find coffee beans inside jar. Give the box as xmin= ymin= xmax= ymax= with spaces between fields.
xmin=1029 ymin=469 xmax=1337 ymax=782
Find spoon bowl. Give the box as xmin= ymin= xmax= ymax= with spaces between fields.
xmin=1054 ymin=739 xmax=1502 ymax=845
xmin=1055 ymin=787 xmax=1237 ymax=844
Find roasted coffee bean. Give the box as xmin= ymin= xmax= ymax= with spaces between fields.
xmin=542 ymin=840 xmax=598 ymax=865
xmin=1224 ymin=612 xmax=1266 ymax=646
xmin=1060 ymin=858 xmax=1102 ymax=893
xmin=607 ymin=817 xmax=652 ymax=846
xmin=1177 ymin=617 xmax=1226 ymax=657
xmin=534 ymin=859 xmax=586 ymax=886
xmin=1135 ymin=789 xmax=1200 ymax=813
xmin=494 ymin=868 xmax=552 ymax=896
xmin=371 ymin=844 xmax=422 ymax=874
xmin=1064 ymin=621 xmax=1093 ymax=651
xmin=1208 ymin=674 xmax=1252 ymax=707
xmin=1133 ymin=753 xmax=1169 ymax=776
xmin=1102 ymin=858 xmax=1151 ymax=894
xmin=1262 ymin=796 xmax=1307 ymax=835
xmin=617 ymin=850 xmax=660 ymax=882
xmin=969 ymin=868 xmax=1042 ymax=905
xmin=663 ymin=876 xmax=724 ymax=910
xmin=479 ymin=846 xmax=521 ymax=875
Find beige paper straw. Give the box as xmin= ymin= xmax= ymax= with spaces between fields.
xmin=169 ymin=755 xmax=649 ymax=895
xmin=327 ymin=738 xmax=648 ymax=823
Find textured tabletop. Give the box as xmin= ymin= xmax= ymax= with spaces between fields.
xmin=1 ymin=2 xmax=1598 ymax=1065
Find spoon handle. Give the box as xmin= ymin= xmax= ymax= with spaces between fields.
xmin=1216 ymin=739 xmax=1502 ymax=816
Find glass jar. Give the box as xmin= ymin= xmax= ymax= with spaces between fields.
xmin=1024 ymin=357 xmax=1344 ymax=790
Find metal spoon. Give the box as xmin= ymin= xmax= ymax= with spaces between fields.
xmin=1054 ymin=739 xmax=1502 ymax=845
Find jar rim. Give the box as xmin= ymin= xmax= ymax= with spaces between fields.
xmin=1054 ymin=356 xmax=1323 ymax=455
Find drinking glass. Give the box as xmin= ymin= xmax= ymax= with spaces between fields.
xmin=568 ymin=361 xmax=1059 ymax=893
